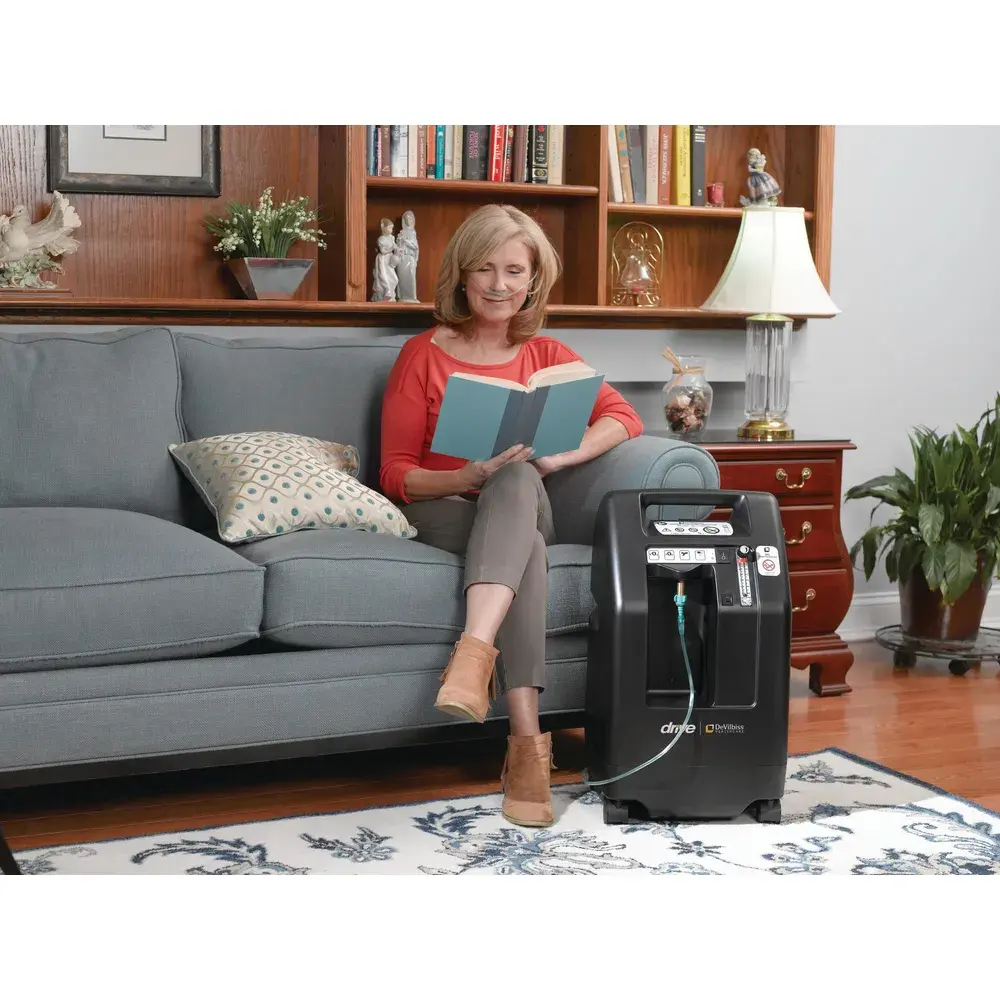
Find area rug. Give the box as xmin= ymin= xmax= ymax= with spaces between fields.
xmin=13 ymin=748 xmax=1000 ymax=874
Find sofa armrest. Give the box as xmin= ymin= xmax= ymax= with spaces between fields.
xmin=544 ymin=435 xmax=720 ymax=545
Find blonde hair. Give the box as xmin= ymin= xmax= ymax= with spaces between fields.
xmin=434 ymin=204 xmax=562 ymax=344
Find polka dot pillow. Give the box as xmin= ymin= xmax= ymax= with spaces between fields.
xmin=168 ymin=431 xmax=417 ymax=544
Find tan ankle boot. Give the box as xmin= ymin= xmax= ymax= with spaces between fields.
xmin=434 ymin=632 xmax=498 ymax=723
xmin=501 ymin=732 xmax=554 ymax=827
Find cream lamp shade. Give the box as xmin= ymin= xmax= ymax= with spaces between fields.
xmin=701 ymin=206 xmax=839 ymax=317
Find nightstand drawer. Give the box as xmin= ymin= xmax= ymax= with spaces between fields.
xmin=789 ymin=568 xmax=853 ymax=636
xmin=780 ymin=505 xmax=840 ymax=563
xmin=718 ymin=458 xmax=838 ymax=500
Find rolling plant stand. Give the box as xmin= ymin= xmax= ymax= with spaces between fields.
xmin=875 ymin=624 xmax=1000 ymax=677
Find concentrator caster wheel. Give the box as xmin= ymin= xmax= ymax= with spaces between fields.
xmin=602 ymin=798 xmax=631 ymax=824
xmin=949 ymin=659 xmax=977 ymax=676
xmin=893 ymin=650 xmax=916 ymax=668
xmin=751 ymin=799 xmax=782 ymax=824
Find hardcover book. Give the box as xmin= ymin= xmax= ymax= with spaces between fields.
xmin=462 ymin=126 xmax=489 ymax=181
xmin=430 ymin=361 xmax=605 ymax=461
xmin=691 ymin=125 xmax=707 ymax=205
xmin=530 ymin=125 xmax=549 ymax=183
xmin=626 ymin=125 xmax=645 ymax=204
xmin=672 ymin=125 xmax=691 ymax=206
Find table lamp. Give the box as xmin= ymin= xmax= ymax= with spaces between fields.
xmin=701 ymin=206 xmax=839 ymax=440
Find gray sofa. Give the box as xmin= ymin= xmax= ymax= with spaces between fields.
xmin=0 ymin=326 xmax=719 ymax=788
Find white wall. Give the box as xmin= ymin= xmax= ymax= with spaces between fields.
xmin=6 ymin=126 xmax=1000 ymax=635
xmin=791 ymin=126 xmax=1000 ymax=633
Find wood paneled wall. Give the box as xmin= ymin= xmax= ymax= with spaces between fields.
xmin=0 ymin=125 xmax=321 ymax=300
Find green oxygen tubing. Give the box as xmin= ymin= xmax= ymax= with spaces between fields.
xmin=583 ymin=579 xmax=695 ymax=787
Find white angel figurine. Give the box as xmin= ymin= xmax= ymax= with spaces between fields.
xmin=371 ymin=217 xmax=399 ymax=302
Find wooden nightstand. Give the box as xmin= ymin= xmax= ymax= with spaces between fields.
xmin=650 ymin=430 xmax=857 ymax=697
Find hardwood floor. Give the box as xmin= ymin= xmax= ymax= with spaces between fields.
xmin=2 ymin=639 xmax=999 ymax=853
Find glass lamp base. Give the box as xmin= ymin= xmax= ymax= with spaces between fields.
xmin=743 ymin=313 xmax=793 ymax=440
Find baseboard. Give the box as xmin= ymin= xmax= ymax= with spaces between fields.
xmin=840 ymin=588 xmax=1000 ymax=641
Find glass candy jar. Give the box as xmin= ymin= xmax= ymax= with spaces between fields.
xmin=662 ymin=355 xmax=713 ymax=438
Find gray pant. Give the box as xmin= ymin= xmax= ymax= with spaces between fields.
xmin=402 ymin=462 xmax=556 ymax=692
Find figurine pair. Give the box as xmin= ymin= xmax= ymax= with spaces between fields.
xmin=372 ymin=209 xmax=419 ymax=302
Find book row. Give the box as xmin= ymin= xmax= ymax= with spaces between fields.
xmin=365 ymin=126 xmax=566 ymax=184
xmin=607 ymin=126 xmax=707 ymax=207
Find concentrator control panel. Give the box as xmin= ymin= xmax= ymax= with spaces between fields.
xmin=644 ymin=536 xmax=785 ymax=614
xmin=653 ymin=520 xmax=734 ymax=537
xmin=646 ymin=547 xmax=718 ymax=565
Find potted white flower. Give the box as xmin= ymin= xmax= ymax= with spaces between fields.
xmin=205 ymin=187 xmax=326 ymax=299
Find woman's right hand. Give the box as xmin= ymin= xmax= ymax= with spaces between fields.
xmin=460 ymin=444 xmax=534 ymax=490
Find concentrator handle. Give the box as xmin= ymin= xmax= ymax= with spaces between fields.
xmin=639 ymin=489 xmax=747 ymax=511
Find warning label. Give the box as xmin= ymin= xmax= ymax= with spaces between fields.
xmin=756 ymin=546 xmax=781 ymax=577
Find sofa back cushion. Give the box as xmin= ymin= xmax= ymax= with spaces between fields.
xmin=174 ymin=333 xmax=403 ymax=488
xmin=0 ymin=326 xmax=188 ymax=523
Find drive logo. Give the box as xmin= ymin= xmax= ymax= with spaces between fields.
xmin=660 ymin=722 xmax=697 ymax=735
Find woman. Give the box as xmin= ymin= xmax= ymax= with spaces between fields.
xmin=379 ymin=204 xmax=643 ymax=827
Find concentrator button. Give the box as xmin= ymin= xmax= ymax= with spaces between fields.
xmin=737 ymin=545 xmax=752 ymax=558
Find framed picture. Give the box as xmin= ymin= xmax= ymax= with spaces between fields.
xmin=101 ymin=125 xmax=167 ymax=141
xmin=47 ymin=125 xmax=221 ymax=196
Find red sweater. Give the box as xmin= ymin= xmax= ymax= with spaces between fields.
xmin=379 ymin=328 xmax=644 ymax=503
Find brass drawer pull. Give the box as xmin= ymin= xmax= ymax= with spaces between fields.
xmin=785 ymin=521 xmax=813 ymax=546
xmin=776 ymin=467 xmax=812 ymax=489
xmin=792 ymin=588 xmax=816 ymax=613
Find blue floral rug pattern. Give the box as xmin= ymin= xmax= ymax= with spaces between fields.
xmin=14 ymin=748 xmax=999 ymax=874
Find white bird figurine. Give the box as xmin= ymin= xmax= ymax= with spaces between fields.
xmin=0 ymin=191 xmax=82 ymax=266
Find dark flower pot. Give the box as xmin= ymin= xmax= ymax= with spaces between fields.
xmin=225 ymin=257 xmax=313 ymax=300
xmin=899 ymin=564 xmax=991 ymax=647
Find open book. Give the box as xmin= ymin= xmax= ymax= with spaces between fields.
xmin=430 ymin=361 xmax=605 ymax=461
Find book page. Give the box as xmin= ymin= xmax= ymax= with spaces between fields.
xmin=527 ymin=361 xmax=597 ymax=390
xmin=451 ymin=372 xmax=526 ymax=392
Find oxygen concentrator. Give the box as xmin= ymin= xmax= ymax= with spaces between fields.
xmin=584 ymin=489 xmax=791 ymax=825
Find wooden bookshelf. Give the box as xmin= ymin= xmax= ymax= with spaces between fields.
xmin=0 ymin=296 xmax=772 ymax=329
xmin=0 ymin=124 xmax=834 ymax=328
xmin=366 ymin=176 xmax=600 ymax=198
xmin=607 ymin=204 xmax=815 ymax=221
xmin=328 ymin=125 xmax=833 ymax=316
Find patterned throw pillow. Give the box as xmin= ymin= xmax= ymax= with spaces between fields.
xmin=168 ymin=431 xmax=417 ymax=543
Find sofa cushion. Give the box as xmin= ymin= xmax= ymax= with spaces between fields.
xmin=0 ymin=507 xmax=265 ymax=674
xmin=0 ymin=326 xmax=189 ymax=524
xmin=174 ymin=332 xmax=404 ymax=489
xmin=168 ymin=430 xmax=417 ymax=544
xmin=237 ymin=529 xmax=595 ymax=648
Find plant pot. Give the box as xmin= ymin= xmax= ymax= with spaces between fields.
xmin=225 ymin=257 xmax=313 ymax=300
xmin=899 ymin=564 xmax=991 ymax=647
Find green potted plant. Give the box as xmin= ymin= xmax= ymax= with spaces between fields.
xmin=205 ymin=187 xmax=326 ymax=300
xmin=845 ymin=394 xmax=1000 ymax=645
